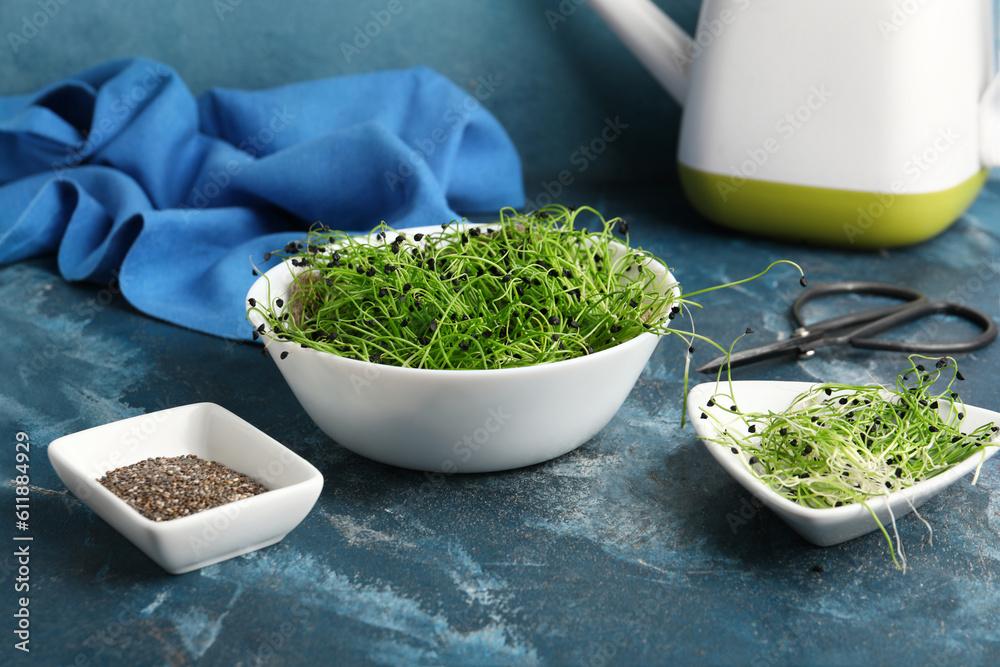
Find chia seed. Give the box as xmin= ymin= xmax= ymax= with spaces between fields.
xmin=97 ymin=454 xmax=268 ymax=522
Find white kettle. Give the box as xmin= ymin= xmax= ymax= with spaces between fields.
xmin=588 ymin=0 xmax=1000 ymax=247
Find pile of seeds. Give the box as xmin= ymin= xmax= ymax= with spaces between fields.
xmin=98 ymin=455 xmax=268 ymax=522
xmin=249 ymin=205 xmax=679 ymax=370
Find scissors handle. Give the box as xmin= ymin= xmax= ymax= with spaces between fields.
xmin=792 ymin=281 xmax=925 ymax=333
xmin=847 ymin=300 xmax=998 ymax=354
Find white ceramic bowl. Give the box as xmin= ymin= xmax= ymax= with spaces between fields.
xmin=687 ymin=381 xmax=1000 ymax=546
xmin=48 ymin=403 xmax=323 ymax=574
xmin=247 ymin=224 xmax=677 ymax=473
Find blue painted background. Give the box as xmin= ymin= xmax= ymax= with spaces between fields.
xmin=0 ymin=0 xmax=702 ymax=185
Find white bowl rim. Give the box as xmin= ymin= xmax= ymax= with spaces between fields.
xmin=245 ymin=223 xmax=680 ymax=377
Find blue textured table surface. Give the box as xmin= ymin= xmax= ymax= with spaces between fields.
xmin=3 ymin=180 xmax=1000 ymax=666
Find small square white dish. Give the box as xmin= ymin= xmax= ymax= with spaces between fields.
xmin=687 ymin=381 xmax=999 ymax=546
xmin=48 ymin=403 xmax=323 ymax=574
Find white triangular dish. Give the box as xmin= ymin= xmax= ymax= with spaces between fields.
xmin=687 ymin=381 xmax=1000 ymax=546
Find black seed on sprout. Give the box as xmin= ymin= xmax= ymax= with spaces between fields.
xmin=562 ymin=269 xmax=573 ymax=279
xmin=617 ymin=219 xmax=629 ymax=235
xmin=540 ymin=308 xmax=549 ymax=316
xmin=378 ymin=287 xmax=388 ymax=297
xmin=586 ymin=346 xmax=594 ymax=354
xmin=803 ymin=445 xmax=813 ymax=455
xmin=548 ymin=269 xmax=558 ymax=278
xmin=610 ymin=324 xmax=623 ymax=334
xmin=835 ymin=501 xmax=843 ymax=507
xmin=731 ymin=405 xmax=737 ymax=411
xmin=364 ymin=267 xmax=375 ymax=277
xmin=745 ymin=328 xmax=754 ymax=335
xmin=419 ymin=336 xmax=430 ymax=345
xmin=516 ymin=286 xmax=524 ymax=297
xmin=799 ymin=276 xmax=808 ymax=287
xmin=252 ymin=269 xmax=258 ymax=276
xmin=458 ymin=341 xmax=469 ymax=351
xmin=838 ymin=397 xmax=847 ymax=405
xmin=248 ymin=297 xmax=257 ymax=307
xmin=779 ymin=427 xmax=788 ymax=436
xmin=958 ymin=412 xmax=965 ymax=419
xmin=688 ymin=346 xmax=695 ymax=354
xmin=799 ymin=473 xmax=810 ymax=479
xmin=414 ymin=233 xmax=425 ymax=242
xmin=252 ymin=330 xmax=259 ymax=341
xmin=263 ymin=252 xmax=272 ymax=261
xmin=790 ymin=438 xmax=799 ymax=446
xmin=280 ymin=351 xmax=289 ymax=360
xmin=470 ymin=227 xmax=481 ymax=237
xmin=551 ymin=334 xmax=560 ymax=342
xmin=275 ymin=298 xmax=284 ymax=308
xmin=262 ymin=348 xmax=269 ymax=357
xmin=257 ymin=324 xmax=266 ymax=333
xmin=956 ymin=371 xmax=966 ymax=381
xmin=549 ymin=316 xmax=561 ymax=326
xmin=748 ymin=425 xmax=756 ymax=433
xmin=461 ymin=233 xmax=469 ymax=244
xmin=630 ymin=299 xmax=639 ymax=308
xmin=731 ymin=447 xmax=738 ymax=454
xmin=885 ymin=481 xmax=892 ymax=489
xmin=824 ymin=388 xmax=832 ymax=396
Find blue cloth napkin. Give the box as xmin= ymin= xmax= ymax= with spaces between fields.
xmin=0 ymin=58 xmax=524 ymax=339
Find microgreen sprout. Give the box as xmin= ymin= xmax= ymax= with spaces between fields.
xmin=702 ymin=355 xmax=997 ymax=570
xmin=248 ymin=205 xmax=804 ymax=377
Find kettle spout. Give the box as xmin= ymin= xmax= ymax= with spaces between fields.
xmin=587 ymin=0 xmax=695 ymax=105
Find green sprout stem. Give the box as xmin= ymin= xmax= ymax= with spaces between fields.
xmin=248 ymin=205 xmax=804 ymax=382
xmin=700 ymin=355 xmax=998 ymax=570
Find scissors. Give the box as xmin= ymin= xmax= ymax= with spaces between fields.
xmin=695 ymin=281 xmax=998 ymax=374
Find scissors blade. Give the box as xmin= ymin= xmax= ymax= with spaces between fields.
xmin=694 ymin=333 xmax=824 ymax=374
